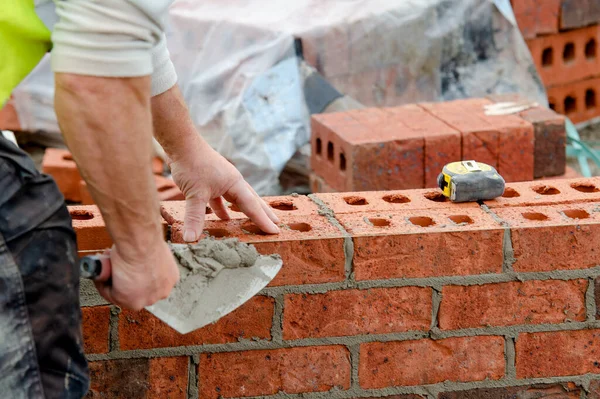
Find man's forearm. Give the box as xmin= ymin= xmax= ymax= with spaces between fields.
xmin=54 ymin=73 xmax=163 ymax=261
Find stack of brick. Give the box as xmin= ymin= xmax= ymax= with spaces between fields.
xmin=310 ymin=97 xmax=566 ymax=192
xmin=514 ymin=0 xmax=600 ymax=123
xmin=74 ymin=177 xmax=600 ymax=398
xmin=41 ymin=148 xmax=183 ymax=204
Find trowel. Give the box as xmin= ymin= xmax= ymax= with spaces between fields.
xmin=79 ymin=239 xmax=282 ymax=334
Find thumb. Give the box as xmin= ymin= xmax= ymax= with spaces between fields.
xmin=184 ymin=196 xmax=207 ymax=242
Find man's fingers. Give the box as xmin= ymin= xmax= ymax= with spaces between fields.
xmin=224 ymin=180 xmax=279 ymax=234
xmin=209 ymin=197 xmax=230 ymax=221
xmin=184 ymin=196 xmax=207 ymax=242
xmin=247 ymin=183 xmax=280 ymax=224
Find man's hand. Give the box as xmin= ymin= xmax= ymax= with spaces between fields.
xmin=152 ymin=85 xmax=280 ymax=242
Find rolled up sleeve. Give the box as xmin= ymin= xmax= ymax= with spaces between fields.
xmin=51 ymin=0 xmax=177 ymax=95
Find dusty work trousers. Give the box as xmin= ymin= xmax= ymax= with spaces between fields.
xmin=0 ymin=133 xmax=89 ymax=398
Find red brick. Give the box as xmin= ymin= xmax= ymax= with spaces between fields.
xmin=86 ymin=357 xmax=188 ymax=399
xmin=160 ymin=195 xmax=319 ymax=224
xmin=155 ymin=175 xmax=184 ymax=201
xmin=309 ymin=172 xmax=337 ymax=193
xmin=283 ymin=287 xmax=432 ymax=339
xmin=118 ymin=296 xmax=273 ymax=350
xmin=484 ymin=177 xmax=600 ymax=208
xmin=439 ymin=280 xmax=587 ymax=330
xmin=527 ymin=26 xmax=600 ymax=88
xmin=360 ymin=336 xmax=505 ymax=388
xmin=338 ymin=208 xmax=503 ymax=280
xmin=199 ymin=346 xmax=351 ymax=398
xmin=42 ymin=148 xmax=82 ymax=202
xmin=536 ymin=165 xmax=581 ymax=181
xmin=547 ymin=77 xmax=600 ymax=123
xmin=438 ymin=383 xmax=582 ymax=399
xmin=487 ymin=93 xmax=566 ymax=178
xmin=421 ymin=99 xmax=534 ymax=182
xmin=512 ymin=0 xmax=560 ymax=39
xmin=68 ymin=205 xmax=112 ymax=251
xmin=170 ymin=215 xmax=346 ymax=286
xmin=516 ymin=329 xmax=600 ymax=378
xmin=313 ymin=189 xmax=480 ymax=216
xmin=590 ymin=380 xmax=600 ymax=399
xmin=560 ymin=0 xmax=600 ymax=30
xmin=493 ymin=203 xmax=600 ymax=272
xmin=81 ymin=306 xmax=110 ymax=354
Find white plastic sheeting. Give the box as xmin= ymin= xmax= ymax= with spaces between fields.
xmin=9 ymin=0 xmax=545 ymax=195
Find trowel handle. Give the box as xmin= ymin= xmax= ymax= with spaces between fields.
xmin=79 ymin=254 xmax=110 ymax=281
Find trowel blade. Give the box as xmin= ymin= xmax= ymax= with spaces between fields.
xmin=145 ymin=254 xmax=282 ymax=335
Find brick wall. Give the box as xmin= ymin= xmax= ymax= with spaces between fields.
xmin=75 ymin=176 xmax=600 ymax=398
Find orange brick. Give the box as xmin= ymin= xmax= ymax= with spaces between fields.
xmin=484 ymin=177 xmax=600 ymax=208
xmin=68 ymin=205 xmax=112 ymax=251
xmin=516 ymin=329 xmax=600 ymax=378
xmin=87 ymin=357 xmax=188 ymax=398
xmin=313 ymin=189 xmax=479 ymax=215
xmin=170 ymin=215 xmax=346 ymax=287
xmin=81 ymin=306 xmax=110 ymax=354
xmin=42 ymin=148 xmax=82 ymax=202
xmin=527 ymin=26 xmax=600 ymax=87
xmin=512 ymin=0 xmax=560 ymax=38
xmin=547 ymin=77 xmax=600 ymax=123
xmin=421 ymin=99 xmax=535 ymax=182
xmin=337 ymin=208 xmax=503 ymax=280
xmin=118 ymin=296 xmax=273 ymax=350
xmin=439 ymin=280 xmax=587 ymax=330
xmin=283 ymin=287 xmax=432 ymax=339
xmin=560 ymin=0 xmax=600 ymax=30
xmin=359 ymin=336 xmax=505 ymax=388
xmin=199 ymin=346 xmax=351 ymax=398
xmin=0 ymin=99 xmax=20 ymax=131
xmin=152 ymin=156 xmax=164 ymax=175
xmin=536 ymin=165 xmax=581 ymax=180
xmin=493 ymin=203 xmax=600 ymax=272
xmin=309 ymin=172 xmax=337 ymax=193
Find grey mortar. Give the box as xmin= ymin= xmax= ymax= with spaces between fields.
xmin=504 ymin=336 xmax=516 ymax=379
xmin=271 ymin=294 xmax=285 ymax=344
xmin=109 ymin=306 xmax=120 ymax=352
xmin=586 ymin=277 xmax=597 ymax=321
xmin=187 ymin=355 xmax=199 ymax=399
xmin=479 ymin=203 xmax=516 ymax=272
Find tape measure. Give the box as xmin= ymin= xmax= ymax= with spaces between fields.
xmin=437 ymin=160 xmax=505 ymax=202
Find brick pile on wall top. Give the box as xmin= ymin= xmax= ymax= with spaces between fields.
xmin=75 ymin=176 xmax=600 ymax=398
xmin=310 ymin=97 xmax=568 ymax=193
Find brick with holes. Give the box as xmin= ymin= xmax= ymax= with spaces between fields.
xmin=493 ymin=203 xmax=600 ymax=272
xmin=526 ymin=25 xmax=600 ymax=87
xmin=42 ymin=148 xmax=82 ymax=202
xmin=336 ymin=207 xmax=504 ymax=280
xmin=169 ymin=214 xmax=347 ymax=287
xmin=546 ymin=77 xmax=600 ymax=123
xmin=420 ymin=99 xmax=535 ymax=182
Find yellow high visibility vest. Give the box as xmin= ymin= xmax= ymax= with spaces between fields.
xmin=0 ymin=0 xmax=51 ymax=106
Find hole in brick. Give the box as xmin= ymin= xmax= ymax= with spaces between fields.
xmin=563 ymin=209 xmax=590 ymax=219
xmin=586 ymin=89 xmax=596 ymax=109
xmin=586 ymin=38 xmax=597 ymax=59
xmin=571 ymin=182 xmax=600 ymax=193
xmin=409 ymin=216 xmax=435 ymax=227
xmin=564 ymin=96 xmax=577 ymax=114
xmin=542 ymin=47 xmax=553 ymax=66
xmin=548 ymin=97 xmax=557 ymax=111
xmin=339 ymin=153 xmax=346 ymax=171
xmin=448 ymin=215 xmax=474 ymax=225
xmin=241 ymin=222 xmax=269 ymax=236
xmin=327 ymin=141 xmax=334 ymax=162
xmin=532 ymin=185 xmax=561 ymax=195
xmin=522 ymin=212 xmax=549 ymax=221
xmin=229 ymin=203 xmax=242 ymax=212
xmin=269 ymin=199 xmax=297 ymax=211
xmin=502 ymin=187 xmax=520 ymax=198
xmin=563 ymin=42 xmax=575 ymax=63
xmin=63 ymin=153 xmax=74 ymax=161
xmin=205 ymin=228 xmax=230 ymax=238
xmin=70 ymin=210 xmax=94 ymax=220
xmin=424 ymin=191 xmax=448 ymax=203
xmin=344 ymin=196 xmax=368 ymax=205
xmin=368 ymin=218 xmax=391 ymax=227
xmin=382 ymin=193 xmax=411 ymax=204
xmin=316 ymin=138 xmax=322 ymax=155
xmin=288 ymin=222 xmax=312 ymax=232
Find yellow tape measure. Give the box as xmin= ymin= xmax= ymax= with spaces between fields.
xmin=437 ymin=161 xmax=505 ymax=202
